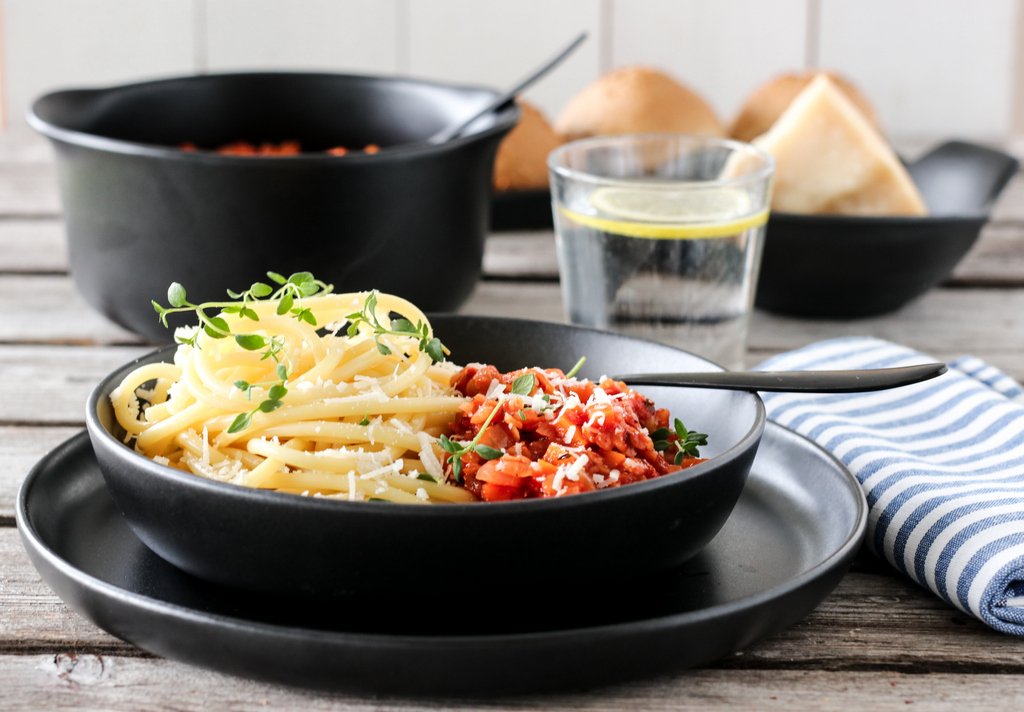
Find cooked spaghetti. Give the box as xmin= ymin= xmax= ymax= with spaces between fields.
xmin=113 ymin=278 xmax=708 ymax=504
xmin=112 ymin=290 xmax=475 ymax=504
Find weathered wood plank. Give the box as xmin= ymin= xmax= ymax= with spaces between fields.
xmin=0 ymin=130 xmax=58 ymax=164
xmin=0 ymin=283 xmax=1021 ymax=427
xmin=0 ymin=345 xmax=150 ymax=424
xmin=0 ymin=426 xmax=79 ymax=521
xmin=0 ymin=531 xmax=128 ymax=652
xmin=991 ymin=171 xmax=1024 ymax=223
xmin=462 ymin=281 xmax=1024 ymax=377
xmin=0 ymin=219 xmax=67 ymax=272
xmin=953 ymin=223 xmax=1024 ymax=284
xmin=3 ymin=656 xmax=1023 ymax=712
xmin=8 ymin=217 xmax=1024 ymax=286
xmin=485 ymin=222 xmax=1024 ymax=286
xmin=0 ymin=276 xmax=142 ymax=344
xmin=1 ymin=526 xmax=1017 ymax=672
xmin=0 ymin=163 xmax=61 ymax=216
xmin=8 ymin=265 xmax=1024 ymax=364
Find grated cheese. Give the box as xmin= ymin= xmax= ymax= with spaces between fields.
xmin=484 ymin=379 xmax=506 ymax=400
xmin=416 ymin=432 xmax=444 ymax=479
xmin=552 ymin=453 xmax=588 ymax=491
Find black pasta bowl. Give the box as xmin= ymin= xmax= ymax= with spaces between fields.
xmin=28 ymin=72 xmax=517 ymax=342
xmin=756 ymin=140 xmax=1020 ymax=318
xmin=85 ymin=315 xmax=765 ymax=600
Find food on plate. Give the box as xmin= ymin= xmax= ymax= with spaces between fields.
xmin=492 ymin=100 xmax=563 ymax=191
xmin=449 ymin=363 xmax=705 ymax=501
xmin=729 ymin=70 xmax=880 ymax=143
xmin=754 ymin=74 xmax=927 ymax=216
xmin=111 ymin=275 xmax=706 ymax=504
xmin=554 ymin=66 xmax=724 ymax=141
xmin=179 ymin=141 xmax=381 ymax=156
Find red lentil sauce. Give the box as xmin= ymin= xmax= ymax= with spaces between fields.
xmin=448 ymin=364 xmax=705 ymax=502
xmin=179 ymin=141 xmax=380 ymax=156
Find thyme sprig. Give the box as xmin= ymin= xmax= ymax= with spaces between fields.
xmin=152 ymin=271 xmax=333 ymax=345
xmin=150 ymin=271 xmax=333 ymax=433
xmin=652 ymin=418 xmax=709 ymax=465
xmin=438 ymin=372 xmax=536 ymax=483
xmin=229 ymin=363 xmax=290 ymax=433
xmin=565 ymin=356 xmax=586 ymax=379
xmin=343 ymin=291 xmax=446 ymax=363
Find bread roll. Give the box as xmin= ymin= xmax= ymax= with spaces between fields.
xmin=555 ymin=67 xmax=724 ymax=140
xmin=493 ymin=100 xmax=563 ymax=191
xmin=730 ymin=71 xmax=880 ymax=142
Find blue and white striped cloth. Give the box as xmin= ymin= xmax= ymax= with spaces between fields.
xmin=758 ymin=337 xmax=1024 ymax=635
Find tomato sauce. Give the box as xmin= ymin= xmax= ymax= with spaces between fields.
xmin=447 ymin=364 xmax=705 ymax=501
xmin=179 ymin=141 xmax=380 ymax=156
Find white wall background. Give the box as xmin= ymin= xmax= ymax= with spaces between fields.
xmin=1 ymin=0 xmax=1021 ymax=144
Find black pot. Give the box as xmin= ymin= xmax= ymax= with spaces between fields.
xmin=29 ymin=72 xmax=518 ymax=342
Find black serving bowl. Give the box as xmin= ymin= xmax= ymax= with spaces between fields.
xmin=85 ymin=315 xmax=765 ymax=600
xmin=28 ymin=72 xmax=518 ymax=342
xmin=756 ymin=140 xmax=1020 ymax=318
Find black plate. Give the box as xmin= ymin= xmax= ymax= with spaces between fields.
xmin=17 ymin=424 xmax=865 ymax=696
xmin=756 ymin=140 xmax=1019 ymax=318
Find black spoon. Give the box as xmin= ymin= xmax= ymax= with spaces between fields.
xmin=614 ymin=362 xmax=948 ymax=393
xmin=427 ymin=31 xmax=587 ymax=145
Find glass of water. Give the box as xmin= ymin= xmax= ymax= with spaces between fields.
xmin=548 ymin=135 xmax=774 ymax=369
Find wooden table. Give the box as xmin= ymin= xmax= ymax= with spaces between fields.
xmin=2 ymin=133 xmax=1024 ymax=710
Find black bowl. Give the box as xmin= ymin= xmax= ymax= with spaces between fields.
xmin=756 ymin=140 xmax=1020 ymax=318
xmin=28 ymin=72 xmax=518 ymax=342
xmin=85 ymin=315 xmax=765 ymax=600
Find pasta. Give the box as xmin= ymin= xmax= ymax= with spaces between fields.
xmin=111 ymin=290 xmax=476 ymax=504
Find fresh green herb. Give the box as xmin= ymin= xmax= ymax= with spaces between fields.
xmin=565 ymin=356 xmax=586 ymax=379
xmin=227 ymin=378 xmax=288 ymax=434
xmin=151 ymin=271 xmax=332 ymax=433
xmin=416 ymin=473 xmax=438 ymax=483
xmin=153 ymin=271 xmax=332 ymax=339
xmin=474 ymin=445 xmax=504 ymax=460
xmin=358 ymin=415 xmax=371 ymax=427
xmin=510 ymin=371 xmax=536 ymax=396
xmin=652 ymin=418 xmax=708 ymax=464
xmin=343 ymin=291 xmax=447 ymax=363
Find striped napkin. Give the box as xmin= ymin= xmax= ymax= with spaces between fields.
xmin=757 ymin=337 xmax=1024 ymax=635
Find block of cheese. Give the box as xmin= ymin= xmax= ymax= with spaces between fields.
xmin=730 ymin=70 xmax=881 ymax=143
xmin=755 ymin=74 xmax=927 ymax=216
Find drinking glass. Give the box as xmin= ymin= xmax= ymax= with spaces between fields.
xmin=548 ymin=135 xmax=774 ymax=369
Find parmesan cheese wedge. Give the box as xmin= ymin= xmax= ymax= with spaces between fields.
xmin=755 ymin=74 xmax=927 ymax=216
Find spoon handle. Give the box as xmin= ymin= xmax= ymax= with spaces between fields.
xmin=428 ymin=31 xmax=588 ymax=144
xmin=614 ymin=363 xmax=948 ymax=393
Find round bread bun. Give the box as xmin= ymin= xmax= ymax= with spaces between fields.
xmin=730 ymin=71 xmax=880 ymax=142
xmin=554 ymin=66 xmax=724 ymax=141
xmin=493 ymin=100 xmax=563 ymax=191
